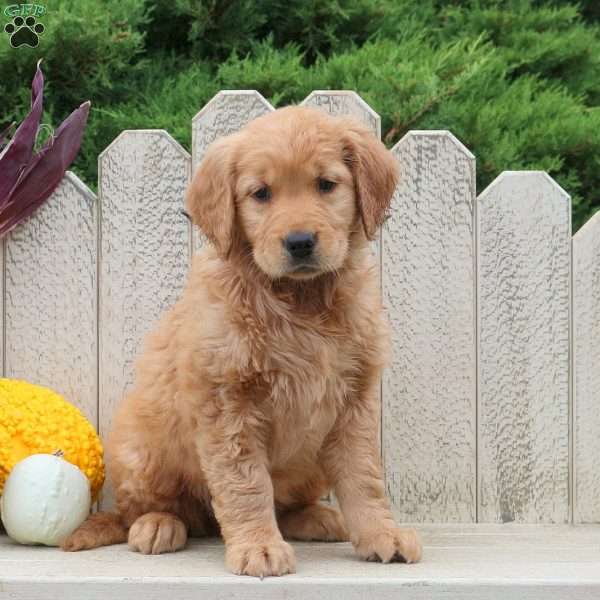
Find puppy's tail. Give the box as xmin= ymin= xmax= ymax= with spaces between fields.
xmin=61 ymin=511 xmax=128 ymax=551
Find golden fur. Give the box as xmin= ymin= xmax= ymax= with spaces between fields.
xmin=62 ymin=106 xmax=422 ymax=576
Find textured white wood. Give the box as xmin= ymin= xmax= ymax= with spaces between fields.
xmin=301 ymin=91 xmax=381 ymax=137
xmin=98 ymin=131 xmax=190 ymax=506
xmin=573 ymin=212 xmax=600 ymax=523
xmin=3 ymin=172 xmax=98 ymax=425
xmin=2 ymin=525 xmax=600 ymax=599
xmin=191 ymin=91 xmax=274 ymax=251
xmin=477 ymin=172 xmax=571 ymax=523
xmin=383 ymin=131 xmax=476 ymax=522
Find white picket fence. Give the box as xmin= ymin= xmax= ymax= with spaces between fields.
xmin=1 ymin=90 xmax=598 ymax=525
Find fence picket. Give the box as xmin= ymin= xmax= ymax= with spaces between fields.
xmin=573 ymin=212 xmax=600 ymax=523
xmin=3 ymin=172 xmax=97 ymax=425
xmin=477 ymin=171 xmax=571 ymax=523
xmin=98 ymin=130 xmax=190 ymax=506
xmin=383 ymin=131 xmax=477 ymax=522
xmin=191 ymin=91 xmax=274 ymax=252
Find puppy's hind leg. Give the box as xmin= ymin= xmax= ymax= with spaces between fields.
xmin=61 ymin=512 xmax=128 ymax=551
xmin=274 ymin=468 xmax=348 ymax=542
xmin=279 ymin=504 xmax=348 ymax=542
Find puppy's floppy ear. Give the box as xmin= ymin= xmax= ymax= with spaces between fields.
xmin=342 ymin=121 xmax=399 ymax=240
xmin=185 ymin=134 xmax=237 ymax=257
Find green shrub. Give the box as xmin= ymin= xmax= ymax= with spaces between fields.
xmin=146 ymin=0 xmax=421 ymax=61
xmin=0 ymin=0 xmax=148 ymax=123
xmin=439 ymin=2 xmax=600 ymax=103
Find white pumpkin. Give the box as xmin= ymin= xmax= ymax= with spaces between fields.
xmin=0 ymin=453 xmax=91 ymax=546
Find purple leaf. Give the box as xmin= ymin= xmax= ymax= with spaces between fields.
xmin=0 ymin=100 xmax=91 ymax=238
xmin=0 ymin=60 xmax=44 ymax=207
xmin=5 ymin=99 xmax=90 ymax=203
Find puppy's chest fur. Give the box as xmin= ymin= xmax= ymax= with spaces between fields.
xmin=189 ymin=256 xmax=386 ymax=469
xmin=239 ymin=305 xmax=368 ymax=467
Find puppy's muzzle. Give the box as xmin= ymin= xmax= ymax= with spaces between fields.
xmin=283 ymin=231 xmax=317 ymax=261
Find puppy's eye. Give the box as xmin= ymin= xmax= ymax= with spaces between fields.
xmin=318 ymin=178 xmax=336 ymax=194
xmin=253 ymin=186 xmax=271 ymax=202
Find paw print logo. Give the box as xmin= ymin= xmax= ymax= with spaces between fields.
xmin=4 ymin=16 xmax=45 ymax=48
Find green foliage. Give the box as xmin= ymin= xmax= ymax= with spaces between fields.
xmin=146 ymin=0 xmax=414 ymax=61
xmin=0 ymin=0 xmax=148 ymax=122
xmin=439 ymin=2 xmax=600 ymax=102
xmin=1 ymin=0 xmax=598 ymax=229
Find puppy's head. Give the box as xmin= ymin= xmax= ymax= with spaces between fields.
xmin=186 ymin=106 xmax=398 ymax=280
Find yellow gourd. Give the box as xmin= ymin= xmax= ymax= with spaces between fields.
xmin=0 ymin=379 xmax=104 ymax=500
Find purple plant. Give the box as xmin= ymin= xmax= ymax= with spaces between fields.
xmin=0 ymin=60 xmax=90 ymax=238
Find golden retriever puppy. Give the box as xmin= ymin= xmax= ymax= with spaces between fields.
xmin=62 ymin=106 xmax=422 ymax=576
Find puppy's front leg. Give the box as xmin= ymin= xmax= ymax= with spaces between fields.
xmin=321 ymin=380 xmax=422 ymax=564
xmin=197 ymin=397 xmax=295 ymax=577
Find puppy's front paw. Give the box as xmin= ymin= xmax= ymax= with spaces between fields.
xmin=355 ymin=526 xmax=422 ymax=564
xmin=226 ymin=539 xmax=296 ymax=577
xmin=128 ymin=512 xmax=187 ymax=555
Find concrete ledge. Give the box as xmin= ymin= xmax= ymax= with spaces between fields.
xmin=2 ymin=525 xmax=600 ymax=599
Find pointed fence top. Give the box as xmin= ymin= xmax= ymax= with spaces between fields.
xmin=301 ymin=91 xmax=380 ymax=137
xmin=392 ymin=130 xmax=475 ymax=160
xmin=478 ymin=171 xmax=570 ymax=206
xmin=99 ymin=130 xmax=190 ymax=162
xmin=192 ymin=91 xmax=274 ymax=167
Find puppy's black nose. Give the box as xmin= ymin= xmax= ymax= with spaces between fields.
xmin=284 ymin=231 xmax=316 ymax=260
